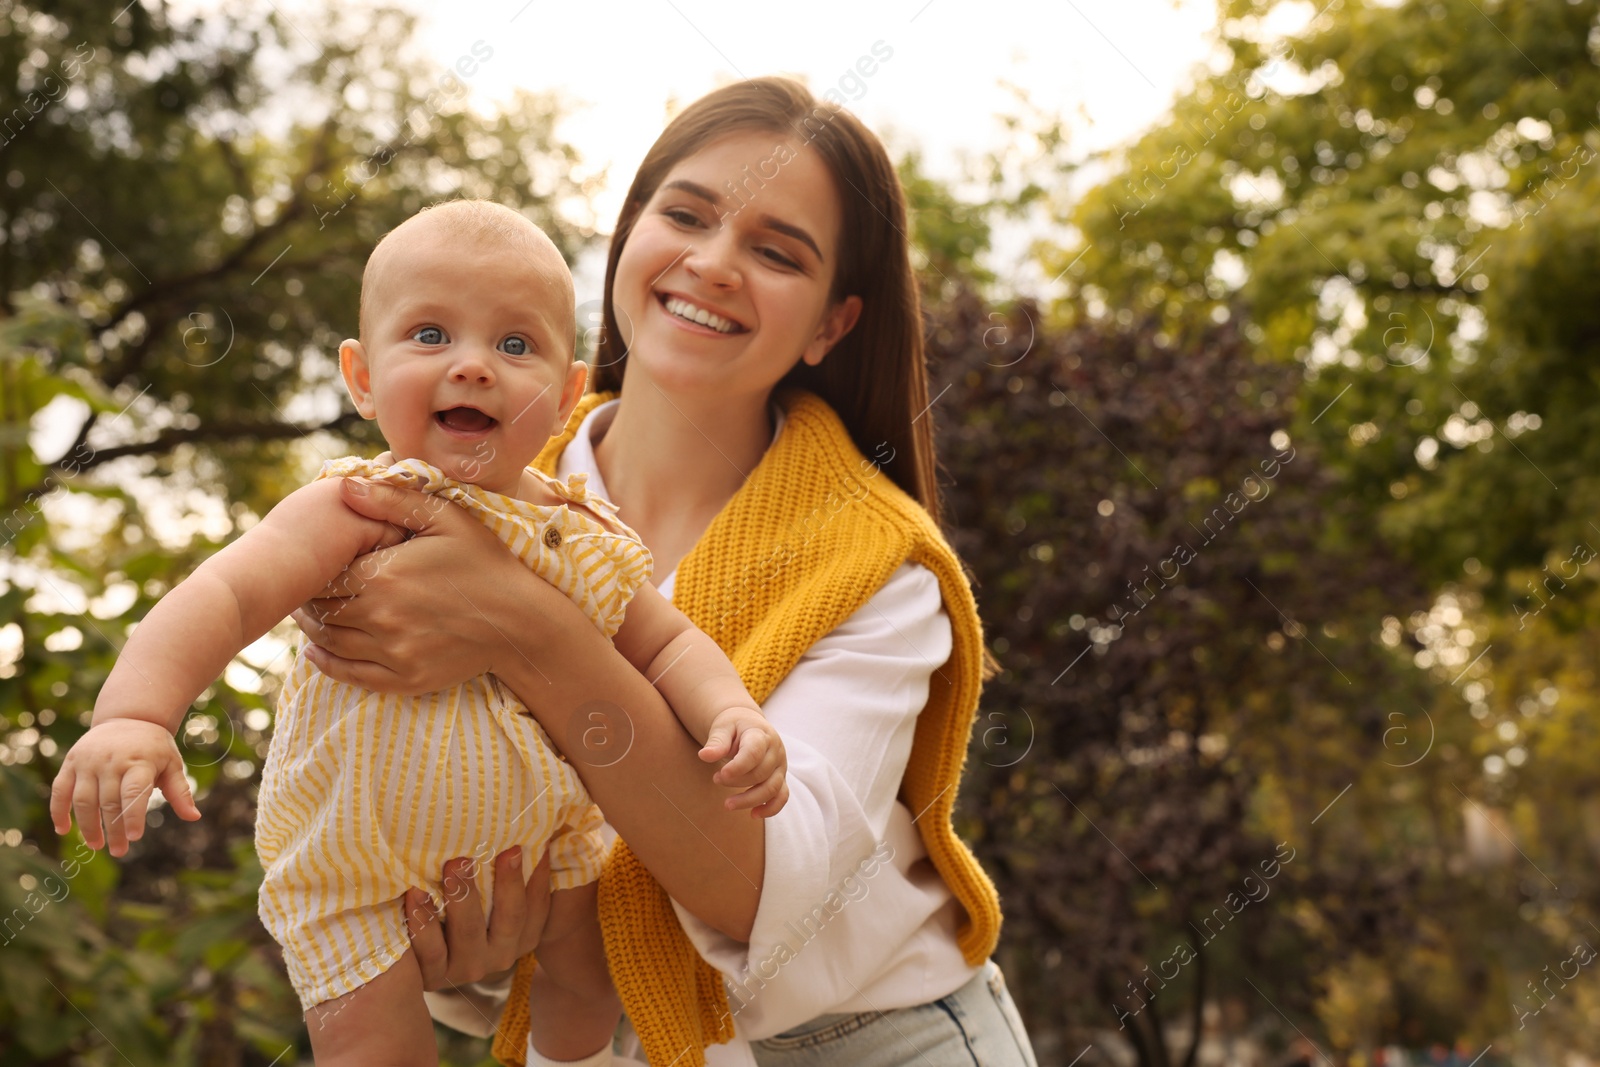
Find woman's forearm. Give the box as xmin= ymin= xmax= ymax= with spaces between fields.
xmin=488 ymin=573 xmax=764 ymax=940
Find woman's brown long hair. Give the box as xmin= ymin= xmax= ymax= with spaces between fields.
xmin=592 ymin=77 xmax=941 ymax=525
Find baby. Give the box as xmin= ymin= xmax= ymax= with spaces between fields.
xmin=50 ymin=200 xmax=785 ymax=1067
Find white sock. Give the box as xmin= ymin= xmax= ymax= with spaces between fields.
xmin=525 ymin=1036 xmax=613 ymax=1067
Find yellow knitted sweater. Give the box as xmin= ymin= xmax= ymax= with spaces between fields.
xmin=492 ymin=388 xmax=1000 ymax=1066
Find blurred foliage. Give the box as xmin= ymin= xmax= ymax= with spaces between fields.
xmin=1062 ymin=0 xmax=1600 ymax=596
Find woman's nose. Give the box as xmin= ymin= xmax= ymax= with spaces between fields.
xmin=685 ymin=229 xmax=742 ymax=289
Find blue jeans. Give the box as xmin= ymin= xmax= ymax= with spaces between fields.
xmin=750 ymin=961 xmax=1038 ymax=1067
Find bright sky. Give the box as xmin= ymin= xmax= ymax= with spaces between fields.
xmin=397 ymin=1 xmax=1216 ymax=191
xmin=387 ymin=0 xmax=1222 ymax=290
xmin=152 ymin=0 xmax=1230 ymax=291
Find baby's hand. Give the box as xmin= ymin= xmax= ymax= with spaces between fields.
xmin=49 ymin=719 xmax=202 ymax=856
xmin=700 ymin=707 xmax=788 ymax=818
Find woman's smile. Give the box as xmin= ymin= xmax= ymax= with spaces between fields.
xmin=656 ymin=291 xmax=748 ymax=335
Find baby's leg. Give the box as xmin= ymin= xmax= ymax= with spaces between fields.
xmin=527 ymin=882 xmax=622 ymax=1063
xmin=304 ymin=944 xmax=437 ymax=1066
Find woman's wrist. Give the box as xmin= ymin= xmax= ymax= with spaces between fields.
xmin=479 ymin=563 xmax=564 ymax=690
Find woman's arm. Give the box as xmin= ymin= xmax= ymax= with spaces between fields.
xmin=673 ymin=562 xmax=961 ymax=1034
xmin=293 ymin=478 xmax=765 ymax=939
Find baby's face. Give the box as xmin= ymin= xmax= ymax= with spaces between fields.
xmin=341 ymin=231 xmax=584 ymax=496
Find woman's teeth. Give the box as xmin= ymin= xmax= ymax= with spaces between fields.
xmin=664 ymin=296 xmax=739 ymax=334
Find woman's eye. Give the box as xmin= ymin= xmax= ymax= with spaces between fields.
xmin=760 ymin=247 xmax=799 ymax=269
xmin=500 ymin=336 xmax=529 ymax=356
xmin=413 ymin=326 xmax=445 ymax=344
xmin=664 ymin=207 xmax=703 ymax=227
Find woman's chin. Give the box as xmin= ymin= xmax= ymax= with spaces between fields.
xmin=627 ymin=351 xmax=742 ymax=397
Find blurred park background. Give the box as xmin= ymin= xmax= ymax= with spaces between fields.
xmin=4 ymin=0 xmax=1600 ymax=1063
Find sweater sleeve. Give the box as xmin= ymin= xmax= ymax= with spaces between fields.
xmin=670 ymin=561 xmax=977 ymax=1040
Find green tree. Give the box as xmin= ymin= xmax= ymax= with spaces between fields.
xmin=1060 ymin=0 xmax=1600 ymax=592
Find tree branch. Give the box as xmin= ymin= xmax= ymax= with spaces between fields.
xmin=1144 ymin=978 xmax=1173 ymax=1067
xmin=96 ymin=115 xmax=343 ymax=366
xmin=215 ymin=135 xmax=255 ymax=202
xmin=51 ymin=410 xmax=362 ymax=476
xmin=1181 ymin=936 xmax=1206 ymax=1067
xmin=1357 ymin=278 xmax=1469 ymax=297
xmin=97 ymin=207 xmax=305 ymax=360
xmin=102 ymin=250 xmax=348 ymax=385
xmin=57 ymin=410 xmax=99 ymax=465
xmin=1100 ymin=971 xmax=1160 ymax=1067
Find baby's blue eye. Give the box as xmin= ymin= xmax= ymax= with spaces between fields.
xmin=414 ymin=326 xmax=445 ymax=344
xmin=500 ymin=337 xmax=529 ymax=356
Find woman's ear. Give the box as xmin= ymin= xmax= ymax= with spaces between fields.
xmin=340 ymin=340 xmax=377 ymax=419
xmin=800 ymin=295 xmax=863 ymax=368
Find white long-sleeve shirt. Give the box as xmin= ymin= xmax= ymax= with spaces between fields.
xmin=558 ymin=401 xmax=979 ymax=1064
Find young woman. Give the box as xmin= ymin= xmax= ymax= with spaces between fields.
xmin=292 ymin=77 xmax=1038 ymax=1067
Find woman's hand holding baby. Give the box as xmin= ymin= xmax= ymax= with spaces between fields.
xmin=294 ymin=477 xmax=534 ymax=694
xmin=701 ymin=707 xmax=789 ymax=818
xmin=49 ymin=719 xmax=202 ymax=856
xmin=404 ymin=847 xmax=553 ymax=990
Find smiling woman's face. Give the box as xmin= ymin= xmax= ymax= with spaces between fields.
xmin=610 ymin=130 xmax=862 ymax=404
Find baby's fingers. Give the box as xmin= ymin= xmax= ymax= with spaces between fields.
xmin=98 ymin=773 xmax=130 ymax=855
xmin=114 ymin=765 xmax=157 ymax=854
xmin=747 ymin=736 xmax=785 ymax=783
xmin=156 ymin=760 xmax=201 ymax=823
xmin=751 ymin=778 xmax=790 ymax=819
xmin=726 ymin=770 xmax=787 ymax=816
xmin=49 ymin=764 xmax=77 ymax=836
xmin=72 ymin=776 xmax=104 ymax=850
xmin=699 ymin=723 xmax=734 ymax=763
xmin=714 ymin=730 xmax=767 ymax=784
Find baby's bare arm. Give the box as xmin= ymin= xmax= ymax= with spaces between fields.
xmin=93 ymin=477 xmax=411 ymax=729
xmin=612 ymin=584 xmax=755 ymax=744
xmin=51 ymin=476 xmax=410 ymax=853
xmin=613 ymin=587 xmax=787 ymax=816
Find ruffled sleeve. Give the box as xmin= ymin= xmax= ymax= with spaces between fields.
xmin=314 ymin=455 xmax=459 ymax=492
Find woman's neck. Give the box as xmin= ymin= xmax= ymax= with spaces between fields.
xmin=592 ymin=376 xmax=774 ymax=573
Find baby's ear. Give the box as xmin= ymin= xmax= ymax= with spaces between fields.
xmin=339 ymin=340 xmax=377 ymax=419
xmin=556 ymin=358 xmax=588 ymax=428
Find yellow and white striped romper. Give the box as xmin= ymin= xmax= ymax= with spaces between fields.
xmin=254 ymin=457 xmax=653 ymax=1009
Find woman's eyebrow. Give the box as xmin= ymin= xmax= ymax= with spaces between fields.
xmin=663 ymin=179 xmax=721 ymax=205
xmin=662 ymin=179 xmax=824 ymax=262
xmin=758 ymin=215 xmax=824 ymax=263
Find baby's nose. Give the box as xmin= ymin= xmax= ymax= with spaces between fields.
xmin=449 ymin=352 xmax=495 ymax=384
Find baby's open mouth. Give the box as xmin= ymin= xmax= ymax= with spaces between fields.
xmin=435 ymin=407 xmax=497 ymax=433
